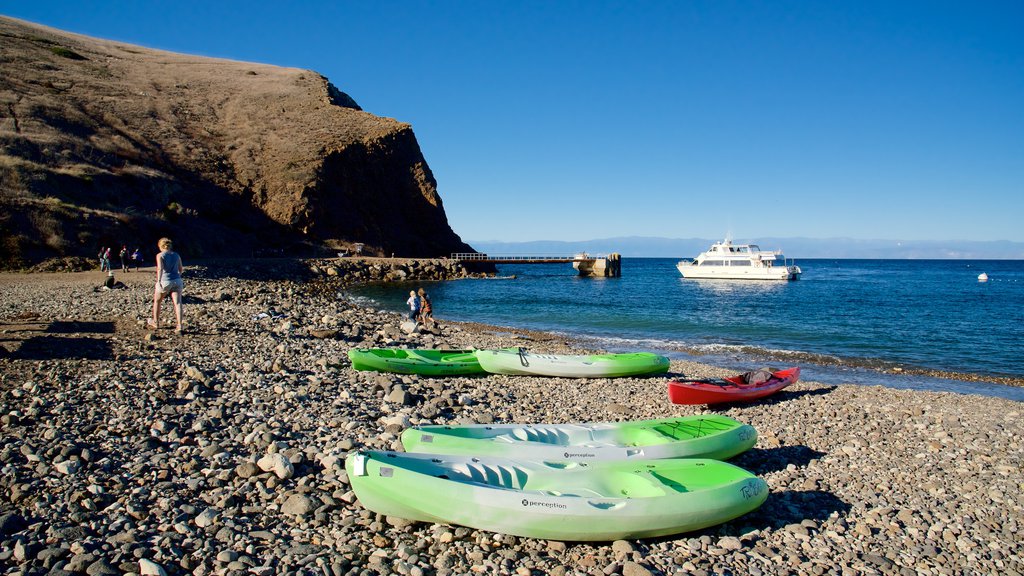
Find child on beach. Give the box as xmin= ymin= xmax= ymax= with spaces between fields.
xmin=417 ymin=287 xmax=433 ymax=327
xmin=406 ymin=290 xmax=420 ymax=322
xmin=149 ymin=237 xmax=184 ymax=334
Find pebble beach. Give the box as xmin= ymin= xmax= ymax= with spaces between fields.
xmin=1 ymin=260 xmax=1021 ymax=576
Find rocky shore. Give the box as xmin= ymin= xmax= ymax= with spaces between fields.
xmin=1 ymin=260 xmax=1021 ymax=576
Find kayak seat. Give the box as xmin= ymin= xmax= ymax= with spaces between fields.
xmin=651 ymin=419 xmax=734 ymax=440
xmin=612 ymin=428 xmax=676 ymax=446
xmin=526 ymin=471 xmax=667 ymax=499
xmin=510 ymin=427 xmax=573 ymax=445
xmin=457 ymin=462 xmax=529 ymax=490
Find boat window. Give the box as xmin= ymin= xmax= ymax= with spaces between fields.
xmin=702 ymin=260 xmax=725 ymax=267
xmin=732 ymin=260 xmax=752 ymax=266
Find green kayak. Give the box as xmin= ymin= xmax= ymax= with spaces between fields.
xmin=346 ymin=450 xmax=768 ymax=541
xmin=402 ymin=415 xmax=756 ymax=462
xmin=475 ymin=348 xmax=670 ymax=378
xmin=348 ymin=348 xmax=485 ymax=376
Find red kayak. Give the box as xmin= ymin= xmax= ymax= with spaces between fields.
xmin=667 ymin=367 xmax=800 ymax=405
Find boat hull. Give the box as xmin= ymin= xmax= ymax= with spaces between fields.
xmin=348 ymin=348 xmax=485 ymax=376
xmin=677 ymin=263 xmax=801 ymax=280
xmin=346 ymin=451 xmax=768 ymax=541
xmin=401 ymin=415 xmax=757 ymax=462
xmin=668 ymin=367 xmax=800 ymax=405
xmin=475 ymin=348 xmax=669 ymax=378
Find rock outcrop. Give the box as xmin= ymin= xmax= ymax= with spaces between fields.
xmin=0 ymin=16 xmax=474 ymax=268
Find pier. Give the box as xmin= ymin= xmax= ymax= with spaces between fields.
xmin=450 ymin=252 xmax=622 ymax=277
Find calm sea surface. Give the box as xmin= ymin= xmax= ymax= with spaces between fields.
xmin=345 ymin=259 xmax=1024 ymax=401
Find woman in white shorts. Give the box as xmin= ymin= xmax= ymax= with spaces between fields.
xmin=149 ymin=237 xmax=184 ymax=333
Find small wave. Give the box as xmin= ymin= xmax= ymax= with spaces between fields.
xmin=341 ymin=294 xmax=382 ymax=309
xmin=567 ymin=333 xmax=1024 ymax=393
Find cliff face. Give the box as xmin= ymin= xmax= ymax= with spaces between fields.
xmin=0 ymin=16 xmax=473 ymax=268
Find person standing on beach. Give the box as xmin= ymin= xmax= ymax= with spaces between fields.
xmin=406 ymin=290 xmax=420 ymax=322
xmin=131 ymin=248 xmax=142 ymax=271
xmin=149 ymin=237 xmax=184 ymax=333
xmin=119 ymin=245 xmax=129 ymax=272
xmin=417 ymin=287 xmax=433 ymax=327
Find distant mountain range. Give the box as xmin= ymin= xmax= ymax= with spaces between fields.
xmin=466 ymin=237 xmax=1024 ymax=259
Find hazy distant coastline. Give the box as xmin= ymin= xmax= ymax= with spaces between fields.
xmin=468 ymin=236 xmax=1024 ymax=259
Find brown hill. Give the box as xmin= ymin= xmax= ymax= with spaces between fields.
xmin=0 ymin=16 xmax=475 ymax=268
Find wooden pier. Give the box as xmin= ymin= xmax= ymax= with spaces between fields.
xmin=451 ymin=252 xmax=621 ymax=277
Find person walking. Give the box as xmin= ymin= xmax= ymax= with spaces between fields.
xmin=131 ymin=248 xmax=142 ymax=271
xmin=119 ymin=245 xmax=129 ymax=272
xmin=149 ymin=237 xmax=185 ymax=334
xmin=406 ymin=290 xmax=420 ymax=322
xmin=417 ymin=287 xmax=433 ymax=327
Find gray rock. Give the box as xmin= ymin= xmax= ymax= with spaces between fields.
xmin=55 ymin=459 xmax=81 ymax=475
xmin=235 ymin=461 xmax=260 ymax=478
xmin=85 ymin=559 xmax=119 ymax=575
xmin=66 ymin=553 xmax=96 ymax=572
xmin=194 ymin=508 xmax=218 ymax=528
xmin=612 ymin=540 xmax=636 ymax=557
xmin=0 ymin=513 xmax=26 ymax=536
xmin=623 ymin=562 xmax=653 ymax=576
xmin=138 ymin=558 xmax=168 ymax=576
xmin=280 ymin=493 xmax=316 ymax=516
xmin=216 ymin=550 xmax=239 ymax=563
xmin=719 ymin=536 xmax=743 ymax=550
xmin=257 ymin=452 xmax=295 ymax=479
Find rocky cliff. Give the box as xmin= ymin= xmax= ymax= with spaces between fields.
xmin=0 ymin=16 xmax=474 ymax=268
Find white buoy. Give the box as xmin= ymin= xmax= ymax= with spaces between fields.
xmin=978 ymin=272 xmax=989 ymax=282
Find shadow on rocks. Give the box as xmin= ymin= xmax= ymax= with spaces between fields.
xmin=746 ymin=489 xmax=852 ymax=530
xmin=10 ymin=335 xmax=114 ymax=361
xmin=767 ymin=386 xmax=837 ymax=402
xmin=46 ymin=320 xmax=116 ymax=334
xmin=731 ymin=445 xmax=826 ymax=475
xmin=702 ymin=386 xmax=838 ymax=412
xmin=638 ymin=489 xmax=850 ymax=546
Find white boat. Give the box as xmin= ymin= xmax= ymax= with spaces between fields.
xmin=677 ymin=239 xmax=801 ymax=280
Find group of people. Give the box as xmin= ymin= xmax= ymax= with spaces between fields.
xmin=406 ymin=287 xmax=434 ymax=327
xmin=98 ymin=245 xmax=143 ymax=272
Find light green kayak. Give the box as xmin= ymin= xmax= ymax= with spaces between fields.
xmin=345 ymin=451 xmax=768 ymax=541
xmin=475 ymin=348 xmax=670 ymax=378
xmin=402 ymin=415 xmax=756 ymax=462
xmin=348 ymin=348 xmax=485 ymax=376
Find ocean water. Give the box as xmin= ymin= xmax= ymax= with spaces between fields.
xmin=345 ymin=258 xmax=1024 ymax=401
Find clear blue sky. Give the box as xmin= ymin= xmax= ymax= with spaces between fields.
xmin=4 ymin=1 xmax=1023 ymax=243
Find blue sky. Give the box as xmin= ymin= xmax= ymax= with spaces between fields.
xmin=4 ymin=1 xmax=1023 ymax=243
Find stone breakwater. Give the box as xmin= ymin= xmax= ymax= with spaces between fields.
xmin=0 ymin=260 xmax=1021 ymax=576
xmin=305 ymin=257 xmax=484 ymax=286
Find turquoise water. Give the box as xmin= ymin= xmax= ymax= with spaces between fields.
xmin=346 ymin=259 xmax=1024 ymax=400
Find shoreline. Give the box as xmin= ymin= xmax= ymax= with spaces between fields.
xmin=342 ymin=281 xmax=1024 ymax=393
xmin=1 ymin=261 xmax=1022 ymax=575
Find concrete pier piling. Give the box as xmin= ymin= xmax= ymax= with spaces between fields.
xmin=573 ymin=252 xmax=621 ymax=277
